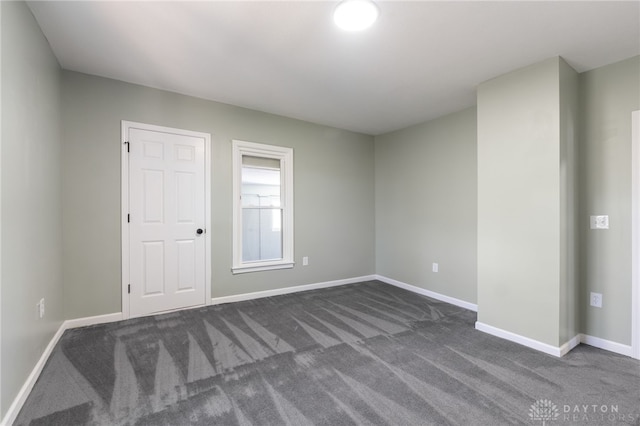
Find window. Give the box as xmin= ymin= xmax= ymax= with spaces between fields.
xmin=232 ymin=140 xmax=294 ymax=274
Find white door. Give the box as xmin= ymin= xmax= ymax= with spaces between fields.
xmin=124 ymin=122 xmax=208 ymax=317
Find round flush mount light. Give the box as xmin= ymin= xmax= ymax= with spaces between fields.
xmin=333 ymin=0 xmax=379 ymax=31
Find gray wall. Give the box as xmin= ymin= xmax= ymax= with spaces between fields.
xmin=374 ymin=107 xmax=477 ymax=304
xmin=559 ymin=59 xmax=580 ymax=344
xmin=61 ymin=71 xmax=375 ymax=319
xmin=477 ymin=57 xmax=577 ymax=347
xmin=579 ymin=56 xmax=640 ymax=345
xmin=1 ymin=1 xmax=63 ymax=417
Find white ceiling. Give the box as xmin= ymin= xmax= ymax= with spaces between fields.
xmin=28 ymin=1 xmax=640 ymax=135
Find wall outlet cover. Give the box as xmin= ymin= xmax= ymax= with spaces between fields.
xmin=432 ymin=263 xmax=438 ymax=272
xmin=590 ymin=215 xmax=609 ymax=229
xmin=590 ymin=292 xmax=602 ymax=308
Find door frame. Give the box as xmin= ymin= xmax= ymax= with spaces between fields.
xmin=121 ymin=120 xmax=212 ymax=320
xmin=632 ymin=110 xmax=640 ymax=360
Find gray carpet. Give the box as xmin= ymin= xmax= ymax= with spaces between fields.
xmin=15 ymin=281 xmax=640 ymax=425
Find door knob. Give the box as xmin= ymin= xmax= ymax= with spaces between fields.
xmin=196 ymin=228 xmax=204 ymax=235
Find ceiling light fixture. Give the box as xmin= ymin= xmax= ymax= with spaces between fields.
xmin=333 ymin=0 xmax=379 ymax=32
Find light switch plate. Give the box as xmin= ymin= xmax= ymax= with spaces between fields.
xmin=590 ymin=215 xmax=609 ymax=229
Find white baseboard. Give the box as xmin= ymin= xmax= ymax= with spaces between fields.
xmin=474 ymin=322 xmax=634 ymax=358
xmin=1 ymin=322 xmax=66 ymax=426
xmin=475 ymin=321 xmax=568 ymax=357
xmin=1 ymin=312 xmax=123 ymax=426
xmin=64 ymin=312 xmax=123 ymax=329
xmin=211 ymin=275 xmax=377 ymax=305
xmin=375 ymin=275 xmax=478 ymax=312
xmin=561 ymin=334 xmax=582 ymax=356
xmin=579 ymin=334 xmax=632 ymax=357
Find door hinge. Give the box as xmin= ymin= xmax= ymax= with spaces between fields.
xmin=124 ymin=141 xmax=130 ymax=152
xmin=128 ymin=284 xmax=131 ymax=294
xmin=127 ymin=214 xmax=130 ymax=223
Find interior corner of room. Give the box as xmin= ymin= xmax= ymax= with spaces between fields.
xmin=1 ymin=0 xmax=639 ymax=423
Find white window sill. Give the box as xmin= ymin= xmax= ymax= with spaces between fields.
xmin=232 ymin=261 xmax=295 ymax=274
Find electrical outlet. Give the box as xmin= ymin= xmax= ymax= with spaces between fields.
xmin=38 ymin=298 xmax=45 ymax=318
xmin=590 ymin=215 xmax=609 ymax=229
xmin=590 ymin=292 xmax=602 ymax=308
xmin=432 ymin=263 xmax=439 ymax=273
xmin=302 ymin=256 xmax=309 ymax=266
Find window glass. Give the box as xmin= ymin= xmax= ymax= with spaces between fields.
xmin=241 ymin=159 xmax=282 ymax=262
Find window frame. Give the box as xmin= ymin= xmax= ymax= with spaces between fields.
xmin=232 ymin=140 xmax=294 ymax=274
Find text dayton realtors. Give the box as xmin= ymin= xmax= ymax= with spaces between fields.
xmin=561 ymin=404 xmax=636 ymax=423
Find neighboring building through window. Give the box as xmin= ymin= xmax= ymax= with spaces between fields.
xmin=232 ymin=140 xmax=293 ymax=273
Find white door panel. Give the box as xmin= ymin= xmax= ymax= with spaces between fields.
xmin=127 ymin=126 xmax=207 ymax=317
